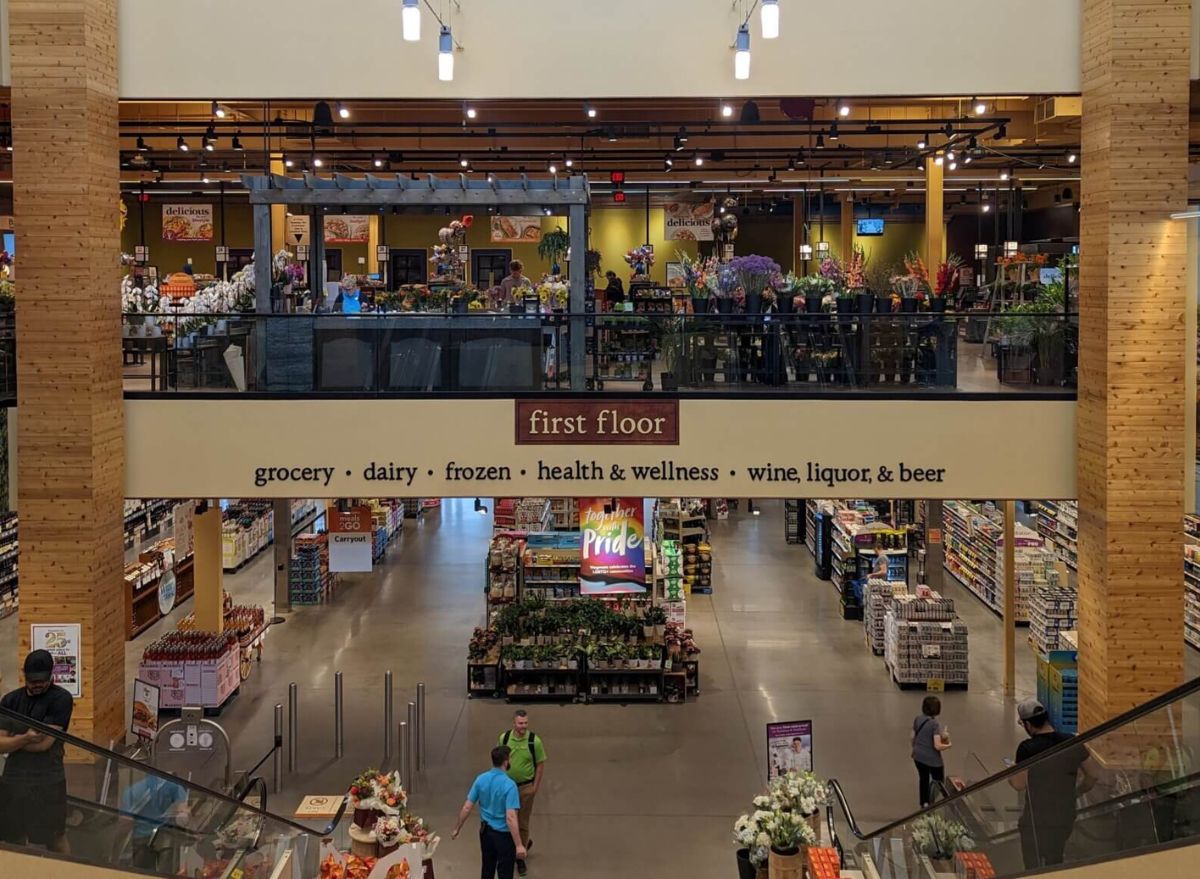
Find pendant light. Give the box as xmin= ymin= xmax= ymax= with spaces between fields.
xmin=734 ymin=25 xmax=751 ymax=80
xmin=761 ymin=0 xmax=780 ymax=39
xmin=402 ymin=0 xmax=420 ymax=41
xmin=438 ymin=26 xmax=454 ymax=81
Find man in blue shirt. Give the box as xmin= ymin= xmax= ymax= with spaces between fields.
xmin=451 ymin=746 xmax=526 ymax=879
xmin=120 ymin=773 xmax=189 ymax=872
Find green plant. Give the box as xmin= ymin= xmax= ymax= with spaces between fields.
xmin=537 ymin=227 xmax=570 ymax=269
xmin=643 ymin=606 xmax=667 ymax=626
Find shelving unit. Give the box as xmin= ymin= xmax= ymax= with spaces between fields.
xmin=494 ymin=498 xmax=553 ymax=533
xmin=1032 ymin=500 xmax=1078 ymax=572
xmin=804 ymin=501 xmax=819 ymax=556
xmin=942 ymin=501 xmax=1056 ymax=622
xmin=398 ymin=497 xmax=426 ymax=519
xmin=549 ymin=497 xmax=580 ymax=531
xmin=0 ymin=513 xmax=17 ymax=619
xmin=655 ymin=502 xmax=711 ymax=594
xmin=784 ymin=500 xmax=803 ymax=545
xmin=1185 ymin=515 xmax=1200 ymax=649
xmin=522 ymin=532 xmax=583 ymax=601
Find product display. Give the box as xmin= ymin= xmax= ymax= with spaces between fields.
xmin=784 ymin=499 xmax=803 ymax=545
xmin=486 ymin=532 xmax=524 ymax=609
xmin=126 ymin=537 xmax=196 ymax=637
xmin=290 ymin=533 xmax=336 ymax=605
xmin=864 ymin=578 xmax=908 ymax=655
xmin=656 ymin=500 xmax=712 ymax=594
xmin=493 ymin=497 xmax=553 ymax=532
xmin=1028 ymin=584 xmax=1077 ymax=654
xmin=884 ymin=594 xmax=969 ymax=688
xmin=1186 ymin=515 xmax=1200 ymax=649
xmin=138 ymin=631 xmax=242 ymax=709
xmin=221 ymin=499 xmax=320 ymax=571
xmin=549 ymin=497 xmax=579 ymax=531
xmin=522 ymin=531 xmax=583 ymax=601
xmin=1032 ymin=500 xmax=1078 ymax=571
xmin=1035 ymin=650 xmax=1079 ymax=734
xmin=0 ymin=513 xmax=17 ymax=619
xmin=397 ymin=497 xmax=425 ymax=519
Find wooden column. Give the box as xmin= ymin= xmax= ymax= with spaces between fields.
xmin=10 ymin=0 xmax=124 ymax=745
xmin=925 ymin=158 xmax=944 ymax=271
xmin=270 ymin=155 xmax=286 ymax=256
xmin=192 ymin=504 xmax=224 ymax=634
xmin=840 ymin=195 xmax=854 ymax=261
xmin=1077 ymin=0 xmax=1189 ymax=728
xmin=792 ymin=194 xmax=807 ymax=274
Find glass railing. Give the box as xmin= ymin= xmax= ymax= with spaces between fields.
xmin=119 ymin=309 xmax=1078 ymax=397
xmin=0 ymin=704 xmax=327 ymax=878
xmin=826 ymin=676 xmax=1200 ymax=878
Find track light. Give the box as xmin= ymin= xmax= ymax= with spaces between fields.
xmin=995 ymin=124 xmax=1007 ymax=140
xmin=1000 ymin=170 xmax=1010 ymax=181
xmin=982 ymin=203 xmax=991 ymax=213
xmin=829 ymin=122 xmax=839 ymax=141
xmin=373 ymin=156 xmax=384 ymax=168
xmin=402 ymin=0 xmax=420 ymax=41
xmin=815 ymin=133 xmax=825 ymax=149
xmin=838 ymin=100 xmax=851 ymax=118
xmin=694 ymin=154 xmax=704 ymax=167
xmin=973 ymin=97 xmax=986 ymax=116
xmin=336 ymin=102 xmax=350 ymax=119
xmin=283 ymin=153 xmax=294 ymax=168
xmin=664 ymin=157 xmax=673 ymax=171
xmin=136 ymin=136 xmax=148 ymax=152
xmin=787 ymin=157 xmax=796 ymax=171
xmin=917 ymin=133 xmax=928 ymax=149
xmin=438 ymin=26 xmax=454 ymax=82
xmin=734 ymin=24 xmax=751 ymax=80
xmin=474 ymin=498 xmax=488 ymax=516
xmin=232 ymin=133 xmax=244 ymax=151
xmin=761 ymin=0 xmax=780 ymax=39
xmin=948 ymin=161 xmax=957 ymax=171
xmin=945 ymin=150 xmax=955 ymax=162
xmin=459 ymin=156 xmax=470 ymax=168
xmin=721 ymin=103 xmax=734 ymax=118
xmin=934 ymin=155 xmax=944 ymax=167
xmin=202 ymin=137 xmax=214 ymax=152
xmin=548 ymin=162 xmax=558 ymax=175
xmin=465 ymin=105 xmax=477 ymax=120
xmin=203 ymin=125 xmax=216 ymax=151
xmin=943 ymin=122 xmax=954 ymax=138
xmin=177 ymin=135 xmax=189 ymax=152
xmin=313 ymin=157 xmax=324 ymax=168
xmin=211 ymin=101 xmax=226 ymax=119
xmin=1067 ymin=153 xmax=1077 ymax=164
xmin=963 ymin=154 xmax=972 ymax=164
xmin=565 ymin=157 xmax=574 ymax=168
xmin=585 ymin=104 xmax=597 ymax=119
xmin=677 ymin=126 xmax=689 ymax=144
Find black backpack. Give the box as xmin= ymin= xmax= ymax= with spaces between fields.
xmin=501 ymin=730 xmax=539 ymax=767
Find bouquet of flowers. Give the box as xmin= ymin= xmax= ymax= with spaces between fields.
xmin=664 ymin=621 xmax=700 ymax=655
xmin=624 ymin=246 xmax=656 ymax=276
xmin=845 ymin=245 xmax=867 ymax=291
xmin=678 ymin=252 xmax=718 ymax=299
xmin=537 ymin=278 xmax=569 ymax=308
xmin=727 ymin=254 xmax=782 ymax=298
xmin=903 ymin=252 xmax=932 ymax=297
xmin=349 ymin=769 xmax=407 ymax=815
xmin=764 ymin=807 xmax=816 ymax=852
xmin=934 ymin=255 xmax=965 ymax=298
xmin=121 ymin=276 xmax=163 ymax=316
xmin=818 ymin=256 xmax=846 ymax=290
xmin=401 ymin=813 xmax=441 ymax=860
xmin=910 ymin=814 xmax=974 ymax=859
xmin=767 ymin=770 xmax=827 ymax=817
xmin=891 ymin=274 xmax=921 ymax=300
xmin=733 ymin=806 xmax=774 ymax=867
xmin=373 ymin=815 xmax=404 ymax=849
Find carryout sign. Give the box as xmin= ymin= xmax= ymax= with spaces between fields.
xmin=329 ymin=506 xmax=373 ymax=572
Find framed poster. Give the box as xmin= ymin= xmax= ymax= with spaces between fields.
xmin=30 ymin=623 xmax=82 ymax=697
xmin=489 ymin=215 xmax=543 ymax=243
xmin=663 ymin=202 xmax=715 ymax=241
xmin=766 ymin=720 xmax=813 ymax=781
xmin=161 ymin=204 xmax=214 ymax=242
xmin=131 ymin=679 xmax=161 ymax=740
xmin=665 ymin=262 xmax=685 ymax=288
xmin=323 ymin=215 xmax=370 ymax=244
xmin=579 ymin=497 xmax=647 ymax=594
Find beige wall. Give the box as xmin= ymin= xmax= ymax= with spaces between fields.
xmin=116 ymin=0 xmax=1082 ymax=99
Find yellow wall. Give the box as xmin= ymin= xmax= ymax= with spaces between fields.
xmin=121 ymin=196 xmax=252 ymax=276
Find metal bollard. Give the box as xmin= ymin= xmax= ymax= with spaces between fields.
xmin=416 ymin=682 xmax=426 ymax=772
xmin=334 ymin=671 xmax=345 ymax=759
xmin=273 ymin=703 xmax=284 ymax=793
xmin=398 ymin=721 xmax=410 ymax=788
xmin=406 ymin=702 xmax=416 ymax=787
xmin=288 ymin=683 xmax=299 ymax=773
xmin=383 ymin=671 xmax=394 ymax=764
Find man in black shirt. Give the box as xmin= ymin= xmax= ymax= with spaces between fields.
xmin=1010 ymin=698 xmax=1093 ymax=869
xmin=0 ymin=649 xmax=75 ymax=852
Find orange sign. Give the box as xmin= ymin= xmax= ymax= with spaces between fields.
xmin=332 ymin=506 xmax=371 ymax=533
xmin=927 ymin=528 xmax=942 ymax=545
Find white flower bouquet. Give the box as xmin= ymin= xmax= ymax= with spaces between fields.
xmin=768 ymin=771 xmax=828 ymax=817
xmin=910 ymin=814 xmax=974 ymax=860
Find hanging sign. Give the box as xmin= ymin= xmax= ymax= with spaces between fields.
xmin=135 ymin=245 xmax=150 ymax=263
xmin=162 ymin=204 xmax=214 ymax=242
xmin=131 ymin=679 xmax=161 ymax=740
xmin=323 ymin=215 xmax=370 ymax=244
xmin=766 ymin=720 xmax=813 ymax=780
xmin=157 ymin=571 xmax=178 ymax=616
xmin=579 ymin=497 xmax=647 ymax=594
xmin=296 ymin=245 xmax=310 ymax=261
xmin=215 ymin=246 xmax=229 ymax=263
xmin=29 ymin=623 xmax=82 ymax=697
xmin=286 ymin=214 xmax=310 ymax=246
xmin=376 ymin=245 xmax=390 ymax=263
xmin=173 ymin=503 xmax=195 ymax=560
xmin=329 ymin=505 xmax=373 ymax=572
xmin=663 ymin=202 xmax=715 ymax=241
xmin=490 ymin=216 xmax=543 ymax=243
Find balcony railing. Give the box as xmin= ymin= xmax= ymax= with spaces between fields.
xmin=120 ymin=310 xmax=1078 ymax=397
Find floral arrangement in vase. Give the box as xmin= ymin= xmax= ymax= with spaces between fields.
xmin=794 ymin=274 xmax=836 ymax=309
xmin=845 ymin=245 xmax=867 ymax=292
xmin=349 ymin=769 xmax=407 ymax=820
xmin=401 ymin=812 xmax=442 ymax=860
xmin=732 ymin=805 xmax=774 ymax=868
xmin=818 ymin=256 xmax=846 ymax=290
xmin=902 ymin=252 xmax=932 ymax=299
xmin=768 ymin=770 xmax=827 ymax=816
xmin=764 ymin=806 xmax=816 ymax=854
xmin=678 ymin=251 xmax=718 ymax=301
xmin=624 ymin=246 xmax=656 ymax=278
xmin=910 ymin=814 xmax=974 ymax=861
xmin=373 ymin=815 xmax=404 ymax=851
xmin=537 ymin=278 xmax=569 ymax=309
xmin=933 ymin=254 xmax=964 ymax=298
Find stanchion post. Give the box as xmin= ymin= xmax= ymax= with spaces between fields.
xmin=398 ymin=721 xmax=410 ymax=788
xmin=383 ymin=671 xmax=394 ymax=765
xmin=334 ymin=671 xmax=345 ymax=759
xmin=406 ymin=701 xmax=416 ymax=787
xmin=287 ymin=682 xmax=298 ymax=774
xmin=416 ymin=682 xmax=426 ymax=772
xmin=273 ymin=703 xmax=284 ymax=794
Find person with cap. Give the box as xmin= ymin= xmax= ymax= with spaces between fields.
xmin=1009 ymin=698 xmax=1095 ymax=869
xmin=0 ymin=649 xmax=75 ymax=852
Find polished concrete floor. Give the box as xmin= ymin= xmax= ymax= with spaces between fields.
xmin=3 ymin=499 xmax=1194 ymax=878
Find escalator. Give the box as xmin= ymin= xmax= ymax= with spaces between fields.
xmin=0 ymin=704 xmax=344 ymax=879
xmin=824 ymin=675 xmax=1200 ymax=878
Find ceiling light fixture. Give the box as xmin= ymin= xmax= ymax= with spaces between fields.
xmin=787 ymin=157 xmax=796 ymax=171
xmin=373 ymin=156 xmax=384 ymax=168
xmin=202 ymin=173 xmax=211 ymax=184
xmin=548 ymin=162 xmax=558 ymax=174
xmin=473 ymin=497 xmax=488 ymax=516
xmin=565 ymin=157 xmax=574 ymax=168
xmin=177 ymin=135 xmax=189 ymax=152
xmin=948 ymin=161 xmax=958 ymax=171
xmin=945 ymin=150 xmax=955 ymax=161
xmin=829 ymin=122 xmax=839 ymax=141
xmin=465 ymin=105 xmax=477 ymax=119
xmin=313 ymin=157 xmax=324 ymax=168
xmin=695 ymin=154 xmax=705 ymax=167
xmin=232 ymin=133 xmax=244 ymax=151
xmin=934 ymin=154 xmax=944 ymax=166
xmin=336 ymin=102 xmax=350 ymax=119
xmin=459 ymin=156 xmax=470 ymax=168
xmin=1068 ymin=152 xmax=1078 ymax=164
xmin=943 ymin=122 xmax=954 ymax=138
xmin=438 ymin=26 xmax=454 ymax=81
xmin=734 ymin=25 xmax=751 ymax=80
xmin=283 ymin=153 xmax=294 ymax=168
xmin=838 ymin=100 xmax=851 ymax=118
xmin=721 ymin=103 xmax=734 ymax=118
xmin=917 ymin=133 xmax=928 ymax=149
xmin=585 ymin=104 xmax=597 ymax=119
xmin=664 ymin=157 xmax=673 ymax=171
xmin=963 ymin=154 xmax=972 ymax=164
xmin=761 ymin=0 xmax=780 ymax=39
xmin=982 ymin=203 xmax=991 ymax=213
xmin=973 ymin=97 xmax=986 ymax=116
xmin=402 ymin=0 xmax=421 ymax=41
xmin=211 ymin=101 xmax=226 ymax=119
xmin=815 ymin=133 xmax=825 ymax=149
xmin=995 ymin=123 xmax=1007 ymax=140
xmin=1000 ymin=170 xmax=1011 ymax=181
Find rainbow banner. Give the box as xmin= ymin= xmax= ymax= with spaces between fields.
xmin=579 ymin=497 xmax=647 ymax=594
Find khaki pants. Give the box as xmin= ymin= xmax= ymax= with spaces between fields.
xmin=517 ymin=784 xmax=536 ymax=848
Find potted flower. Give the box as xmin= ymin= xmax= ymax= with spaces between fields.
xmin=901 ymin=252 xmax=931 ymax=313
xmin=728 ymin=254 xmax=782 ymax=314
xmin=845 ymin=245 xmax=872 ymax=315
xmin=679 ymin=251 xmax=715 ymax=315
xmin=538 ymin=227 xmax=570 ymax=275
xmin=767 ymin=771 xmax=828 ymax=840
xmin=710 ymin=263 xmax=740 ymax=314
xmin=910 ymin=814 xmax=974 ymax=873
xmin=774 ymin=273 xmax=798 ymax=315
xmin=643 ymin=605 xmax=667 ymax=639
xmin=373 ymin=815 xmax=405 ymax=856
xmin=865 ymin=261 xmax=895 ymax=314
xmin=794 ymin=275 xmax=832 ymax=315
xmin=764 ymin=808 xmax=815 ymax=879
xmin=733 ymin=799 xmax=775 ymax=879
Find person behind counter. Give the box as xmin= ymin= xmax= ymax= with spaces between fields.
xmin=603 ymin=270 xmax=625 ymax=307
xmin=332 ymin=275 xmax=364 ymax=313
xmin=499 ymin=261 xmax=531 ymax=300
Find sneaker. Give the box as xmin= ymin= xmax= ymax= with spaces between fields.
xmin=517 ymin=859 xmax=528 ymax=876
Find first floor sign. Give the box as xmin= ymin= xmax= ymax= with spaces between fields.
xmin=767 ymin=720 xmax=813 ymax=781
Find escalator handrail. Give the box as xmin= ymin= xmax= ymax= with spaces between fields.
xmin=0 ymin=704 xmax=324 ymax=839
xmin=827 ymin=776 xmax=956 ymax=843
xmin=837 ymin=674 xmax=1200 ymax=842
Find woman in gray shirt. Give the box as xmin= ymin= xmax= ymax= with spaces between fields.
xmin=912 ymin=695 xmax=952 ymax=807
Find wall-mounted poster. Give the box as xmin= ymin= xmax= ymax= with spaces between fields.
xmin=30 ymin=623 xmax=82 ymax=697
xmin=490 ymin=216 xmax=543 ymax=243
xmin=663 ymin=202 xmax=715 ymax=241
xmin=162 ymin=204 xmax=214 ymax=242
xmin=766 ymin=720 xmax=813 ymax=781
xmin=323 ymin=215 xmax=370 ymax=244
xmin=579 ymin=497 xmax=647 ymax=594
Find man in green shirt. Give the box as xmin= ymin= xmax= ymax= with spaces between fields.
xmin=498 ymin=709 xmax=546 ymax=876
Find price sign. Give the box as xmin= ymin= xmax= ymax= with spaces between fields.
xmin=215 ymin=246 xmax=229 ymax=263
xmin=927 ymin=528 xmax=942 ymax=545
xmin=296 ymin=245 xmax=309 ymax=261
xmin=376 ymin=245 xmax=390 ymax=262
xmin=135 ymin=245 xmax=149 ymax=262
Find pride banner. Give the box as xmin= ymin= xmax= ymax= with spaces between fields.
xmin=579 ymin=497 xmax=647 ymax=594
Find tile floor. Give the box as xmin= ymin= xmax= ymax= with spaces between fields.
xmin=2 ymin=498 xmax=1192 ymax=879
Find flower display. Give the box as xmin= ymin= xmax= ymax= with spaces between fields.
xmin=536 ymin=278 xmax=569 ymax=308
xmin=373 ymin=815 xmax=404 ymax=848
xmin=349 ymin=769 xmax=407 ymax=815
xmin=845 ymin=245 xmax=867 ymax=291
xmin=678 ymin=252 xmax=719 ymax=299
xmin=767 ymin=770 xmax=827 ymax=817
xmin=727 ymin=254 xmax=782 ymax=298
xmin=910 ymin=814 xmax=974 ymax=859
xmin=623 ymin=246 xmax=656 ymax=276
xmin=933 ymin=255 xmax=964 ymax=298
xmin=818 ymin=256 xmax=845 ymax=289
xmin=732 ymin=809 xmax=774 ymax=867
xmin=764 ymin=807 xmax=816 ymax=852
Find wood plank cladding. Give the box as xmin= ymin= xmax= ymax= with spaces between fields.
xmin=1077 ymin=0 xmax=1190 ymax=729
xmin=10 ymin=0 xmax=125 ymax=747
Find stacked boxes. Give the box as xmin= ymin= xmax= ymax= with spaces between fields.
xmin=368 ymin=499 xmax=405 ymax=559
xmin=289 ymin=533 xmax=332 ymax=605
xmin=997 ymin=543 xmax=1059 ymax=622
xmin=864 ymin=579 xmax=908 ymax=655
xmin=1029 ymin=585 xmax=1077 ymax=654
xmin=1037 ymin=650 xmax=1079 ymax=734
xmin=805 ymin=847 xmax=841 ymax=879
xmin=955 ymin=851 xmax=997 ymax=878
xmin=398 ymin=498 xmax=425 ymax=519
xmin=885 ymin=597 xmax=969 ymax=687
xmin=138 ymin=644 xmax=239 ymax=709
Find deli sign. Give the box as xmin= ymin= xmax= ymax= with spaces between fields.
xmin=515 ymin=400 xmax=679 ymax=445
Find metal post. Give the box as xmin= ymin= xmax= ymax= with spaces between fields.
xmin=273 ymin=703 xmax=284 ymax=793
xmin=383 ymin=671 xmax=395 ymax=764
xmin=406 ymin=702 xmax=416 ymax=786
xmin=334 ymin=671 xmax=345 ymax=758
xmin=398 ymin=721 xmax=409 ymax=788
xmin=415 ymin=682 xmax=426 ymax=772
xmin=287 ymin=683 xmax=298 ymax=773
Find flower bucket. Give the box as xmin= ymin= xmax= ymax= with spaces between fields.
xmin=768 ymin=847 xmax=803 ymax=879
xmin=901 ymin=297 xmax=919 ymax=314
xmin=929 ymin=297 xmax=947 ymax=314
xmin=378 ymin=842 xmax=399 ymax=857
xmin=691 ymin=296 xmax=709 ymax=315
xmin=716 ymin=298 xmax=734 ymax=315
xmin=776 ymin=294 xmax=794 ymax=314
xmin=745 ymin=291 xmax=763 ymax=314
xmin=930 ymin=857 xmax=954 ymax=874
xmin=804 ymin=295 xmax=823 ymax=315
xmin=807 ymin=813 xmax=822 ymax=842
xmin=856 ymin=292 xmax=873 ymax=315
xmin=875 ymin=295 xmax=893 ymax=314
xmin=835 ymin=298 xmax=854 ymax=325
xmin=736 ymin=848 xmax=757 ymax=879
